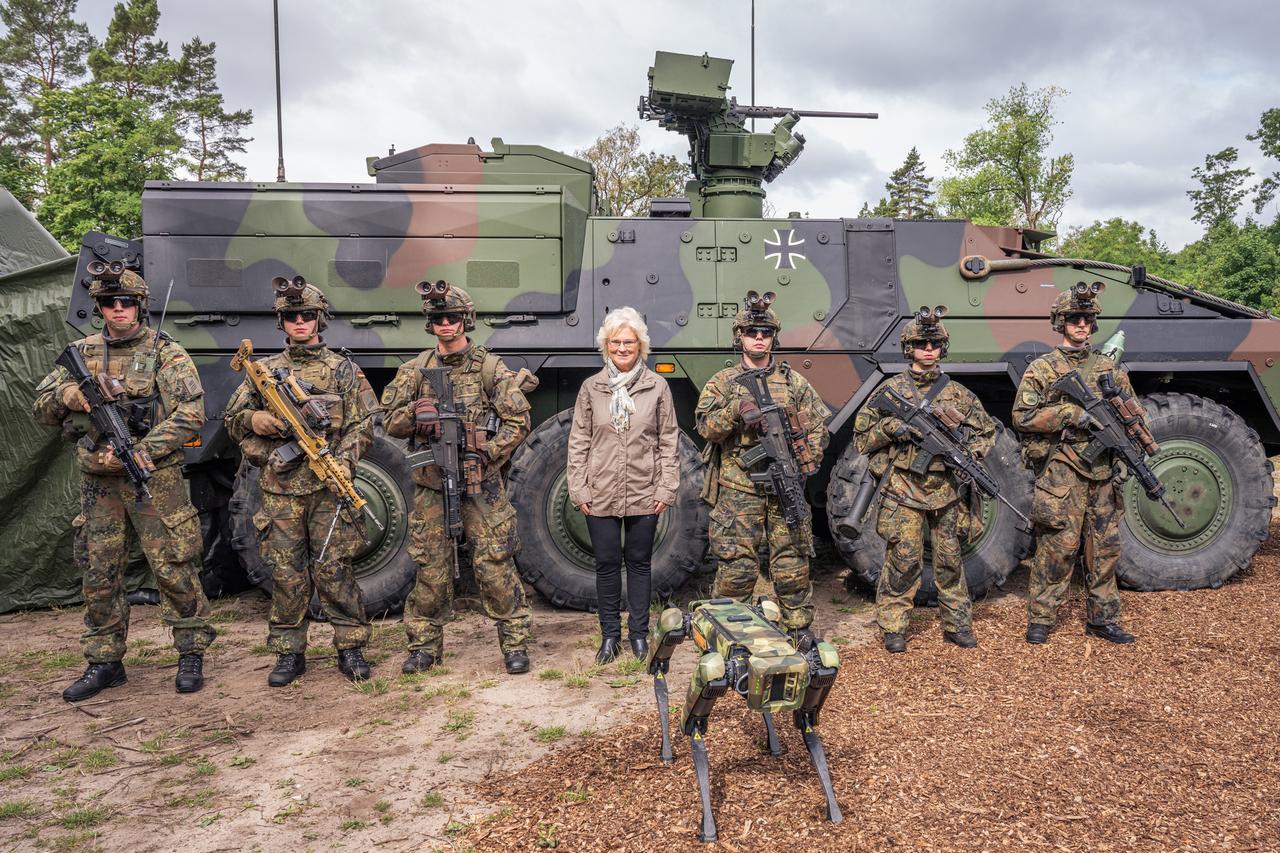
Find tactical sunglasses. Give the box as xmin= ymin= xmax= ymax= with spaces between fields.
xmin=1064 ymin=313 xmax=1093 ymax=326
xmin=744 ymin=326 xmax=775 ymax=339
xmin=96 ymin=295 xmax=139 ymax=309
xmin=912 ymin=340 xmax=941 ymax=350
xmin=280 ymin=309 xmax=319 ymax=323
xmin=431 ymin=312 xmax=465 ymax=326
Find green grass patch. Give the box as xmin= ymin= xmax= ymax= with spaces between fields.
xmin=60 ymin=806 xmax=110 ymax=829
xmin=830 ymin=635 xmax=850 ymax=645
xmin=444 ymin=818 xmax=469 ymax=838
xmin=614 ymin=658 xmax=646 ymax=675
xmin=374 ymin=799 xmax=391 ymax=814
xmin=352 ymin=677 xmax=390 ymax=696
xmin=271 ymin=803 xmax=303 ymax=824
xmin=419 ymin=791 xmax=444 ymax=809
xmin=537 ymin=669 xmax=563 ymax=680
xmin=442 ymin=709 xmax=475 ymax=738
xmin=535 ymin=726 xmax=567 ymax=744
xmin=249 ymin=644 xmax=273 ymax=656
xmin=0 ymin=799 xmax=37 ymax=819
xmin=558 ymin=784 xmax=591 ymax=803
xmin=40 ymin=651 xmax=82 ymax=671
xmin=423 ymin=683 xmax=470 ymax=700
xmin=563 ymin=674 xmax=590 ymax=689
xmin=79 ymin=748 xmax=118 ymax=771
xmin=208 ymin=607 xmax=243 ymax=624
xmin=165 ymin=790 xmax=215 ymax=809
xmin=339 ymin=819 xmax=368 ymax=831
xmin=536 ymin=822 xmax=559 ymax=848
xmin=190 ymin=759 xmax=216 ymax=777
xmin=156 ymin=753 xmax=183 ymax=767
xmin=197 ymin=813 xmax=220 ymax=827
xmin=228 ymin=756 xmax=256 ymax=769
xmin=475 ymin=678 xmax=498 ymax=689
xmin=484 ymin=806 xmax=514 ymax=822
xmin=46 ymin=747 xmax=81 ymax=770
xmin=436 ymin=752 xmax=455 ymax=764
xmin=0 ymin=765 xmax=31 ymax=782
xmin=49 ymin=831 xmax=100 ymax=852
xmin=344 ymin=777 xmax=367 ymax=788
xmin=605 ymin=677 xmax=638 ymax=688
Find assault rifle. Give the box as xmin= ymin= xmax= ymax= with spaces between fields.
xmin=732 ymin=367 xmax=818 ymax=528
xmin=56 ymin=344 xmax=154 ymax=502
xmin=230 ymin=339 xmax=382 ymax=560
xmin=1050 ymin=370 xmax=1184 ymax=528
xmin=868 ymin=385 xmax=1031 ymax=527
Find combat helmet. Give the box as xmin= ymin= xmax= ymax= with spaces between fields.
xmin=417 ymin=280 xmax=476 ymax=334
xmin=901 ymin=305 xmax=949 ymax=358
xmin=732 ymin=289 xmax=782 ymax=347
xmin=87 ymin=259 xmax=150 ymax=319
xmin=272 ymin=275 xmax=332 ymax=332
xmin=1050 ymin=281 xmax=1106 ymax=333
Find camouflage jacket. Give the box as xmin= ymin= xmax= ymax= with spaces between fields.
xmin=695 ymin=360 xmax=830 ymax=495
xmin=225 ymin=342 xmax=374 ymax=496
xmin=853 ymin=369 xmax=996 ymax=510
xmin=1013 ymin=345 xmax=1141 ymax=481
xmin=32 ymin=325 xmax=205 ymax=474
xmin=380 ymin=341 xmax=536 ymax=490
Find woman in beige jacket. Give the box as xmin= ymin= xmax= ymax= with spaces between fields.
xmin=568 ymin=306 xmax=680 ymax=664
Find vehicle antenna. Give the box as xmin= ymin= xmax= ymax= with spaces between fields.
xmin=273 ymin=0 xmax=286 ymax=182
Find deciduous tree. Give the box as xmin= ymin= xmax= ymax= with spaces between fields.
xmin=576 ymin=124 xmax=689 ymax=217
xmin=1187 ymin=147 xmax=1252 ymax=230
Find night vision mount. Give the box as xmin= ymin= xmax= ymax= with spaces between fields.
xmin=415 ymin=279 xmax=451 ymax=307
xmin=272 ymin=275 xmax=309 ymax=304
xmin=913 ymin=304 xmax=948 ymax=328
xmin=743 ymin=289 xmax=776 ymax=324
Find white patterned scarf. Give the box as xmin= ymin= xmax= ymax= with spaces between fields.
xmin=605 ymin=357 xmax=643 ymax=433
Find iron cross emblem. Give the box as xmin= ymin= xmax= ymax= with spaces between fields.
xmin=764 ymin=229 xmax=806 ymax=270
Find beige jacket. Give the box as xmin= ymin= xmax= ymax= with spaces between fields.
xmin=567 ymin=366 xmax=680 ymax=516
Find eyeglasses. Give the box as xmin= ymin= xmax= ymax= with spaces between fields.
xmin=280 ymin=310 xmax=319 ymax=323
xmin=97 ymin=296 xmax=139 ymax=310
xmin=744 ymin=327 xmax=775 ymax=339
xmin=431 ymin=312 xmax=465 ymax=326
xmin=1064 ymin=314 xmax=1093 ymax=326
xmin=607 ymin=338 xmax=639 ymax=350
xmin=912 ymin=340 xmax=941 ymax=351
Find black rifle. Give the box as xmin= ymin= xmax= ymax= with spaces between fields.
xmin=868 ymin=385 xmax=1031 ymax=527
xmin=55 ymin=345 xmax=152 ymax=502
xmin=1050 ymin=370 xmax=1184 ymax=528
xmin=406 ymin=367 xmax=469 ymax=576
xmin=732 ymin=368 xmax=817 ymax=528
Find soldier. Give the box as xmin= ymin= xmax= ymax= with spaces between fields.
xmin=33 ymin=268 xmax=216 ymax=701
xmin=694 ymin=292 xmax=830 ymax=642
xmin=224 ymin=277 xmax=376 ymax=685
xmin=381 ymin=282 xmax=538 ymax=675
xmin=1014 ymin=284 xmax=1138 ymax=645
xmin=853 ymin=308 xmax=996 ymax=653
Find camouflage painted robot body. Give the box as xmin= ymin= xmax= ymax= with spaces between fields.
xmin=695 ymin=300 xmax=830 ymax=633
xmin=33 ymin=271 xmax=215 ymax=698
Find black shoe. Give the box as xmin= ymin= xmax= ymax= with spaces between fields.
xmin=882 ymin=632 xmax=906 ymax=654
xmin=504 ymin=649 xmax=530 ymax=674
xmin=943 ymin=629 xmax=978 ymax=649
xmin=595 ymin=638 xmax=620 ymax=665
xmin=402 ymin=649 xmax=437 ymax=675
xmin=1085 ymin=622 xmax=1136 ymax=644
xmin=175 ymin=654 xmax=204 ymax=693
xmin=628 ymin=636 xmax=649 ymax=660
xmin=268 ymin=653 xmax=306 ymax=687
xmin=62 ymin=661 xmax=126 ymax=703
xmin=338 ymin=648 xmax=372 ymax=681
xmin=1026 ymin=623 xmax=1050 ymax=645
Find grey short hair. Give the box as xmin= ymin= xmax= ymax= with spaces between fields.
xmin=596 ymin=306 xmax=651 ymax=362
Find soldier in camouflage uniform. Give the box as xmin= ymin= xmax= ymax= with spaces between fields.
xmin=853 ymin=308 xmax=996 ymax=653
xmin=33 ymin=269 xmax=216 ymax=701
xmin=1014 ymin=285 xmax=1138 ymax=645
xmin=225 ymin=277 xmax=377 ymax=685
xmin=695 ymin=293 xmax=830 ymax=639
xmin=380 ymin=282 xmax=538 ymax=675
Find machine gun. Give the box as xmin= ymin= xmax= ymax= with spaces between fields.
xmin=1050 ymin=370 xmax=1185 ymax=528
xmin=638 ymin=50 xmax=876 ymax=217
xmin=230 ymin=339 xmax=382 ymax=560
xmin=56 ymin=344 xmax=154 ymax=502
xmin=868 ymin=383 xmax=1031 ymax=527
xmin=733 ymin=366 xmax=818 ymax=528
xmin=646 ymin=599 xmax=842 ymax=842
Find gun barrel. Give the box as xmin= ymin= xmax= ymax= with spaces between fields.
xmin=735 ymin=104 xmax=878 ymax=120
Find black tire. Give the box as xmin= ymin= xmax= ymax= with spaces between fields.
xmin=228 ymin=432 xmax=418 ymax=616
xmin=825 ymin=425 xmax=1032 ymax=603
xmin=190 ymin=461 xmax=252 ymax=599
xmin=508 ymin=409 xmax=709 ymax=611
xmin=1116 ymin=392 xmax=1275 ymax=590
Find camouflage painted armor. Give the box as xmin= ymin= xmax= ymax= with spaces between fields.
xmin=1014 ymin=345 xmax=1138 ymax=625
xmin=32 ymin=325 xmax=215 ymax=662
xmin=225 ymin=342 xmax=375 ymax=653
xmin=381 ymin=342 xmax=534 ymax=658
xmin=695 ymin=360 xmax=830 ymax=631
xmin=853 ymin=369 xmax=996 ymax=634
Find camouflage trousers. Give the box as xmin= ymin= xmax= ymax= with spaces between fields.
xmin=708 ymin=487 xmax=814 ymax=631
xmin=79 ymin=466 xmax=215 ymax=662
xmin=254 ymin=489 xmax=371 ymax=654
xmin=874 ymin=496 xmax=969 ymax=634
xmin=403 ymin=478 xmax=531 ymax=658
xmin=1026 ymin=460 xmax=1123 ymax=626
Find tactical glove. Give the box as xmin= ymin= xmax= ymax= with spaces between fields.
xmin=412 ymin=399 xmax=441 ymax=439
xmin=251 ymin=410 xmax=287 ymax=437
xmin=737 ymin=400 xmax=764 ymax=433
xmin=60 ymin=383 xmax=90 ymax=413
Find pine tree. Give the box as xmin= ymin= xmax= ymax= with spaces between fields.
xmin=884 ymin=147 xmax=937 ymax=219
xmin=87 ymin=0 xmax=176 ymax=103
xmin=173 ymin=37 xmax=252 ymax=181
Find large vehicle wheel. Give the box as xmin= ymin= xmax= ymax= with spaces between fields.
xmin=508 ymin=409 xmax=709 ymax=611
xmin=228 ymin=432 xmax=417 ymax=615
xmin=825 ymin=425 xmax=1032 ymax=604
xmin=189 ymin=461 xmax=252 ymax=598
xmin=1117 ymin=393 xmax=1275 ymax=590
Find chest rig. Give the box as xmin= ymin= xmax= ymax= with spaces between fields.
xmin=78 ymin=331 xmax=164 ymax=439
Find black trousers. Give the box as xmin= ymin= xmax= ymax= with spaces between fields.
xmin=585 ymin=513 xmax=658 ymax=640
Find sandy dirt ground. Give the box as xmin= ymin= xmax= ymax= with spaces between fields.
xmin=2 ymin=525 xmax=1278 ymax=852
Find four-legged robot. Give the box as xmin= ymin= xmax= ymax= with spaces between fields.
xmin=646 ymin=597 xmax=843 ymax=842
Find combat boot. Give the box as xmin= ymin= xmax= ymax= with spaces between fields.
xmin=175 ymin=654 xmax=204 ymax=693
xmin=882 ymin=632 xmax=906 ymax=654
xmin=943 ymin=629 xmax=978 ymax=649
xmin=401 ymin=649 xmax=437 ymax=675
xmin=338 ymin=648 xmax=371 ymax=681
xmin=504 ymin=649 xmax=530 ymax=674
xmin=1025 ymin=623 xmax=1050 ymax=645
xmin=1085 ymin=622 xmax=1136 ymax=645
xmin=62 ymin=661 xmax=126 ymax=702
xmin=268 ymin=653 xmax=306 ymax=687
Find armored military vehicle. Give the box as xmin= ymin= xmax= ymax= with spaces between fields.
xmin=63 ymin=50 xmax=1279 ymax=614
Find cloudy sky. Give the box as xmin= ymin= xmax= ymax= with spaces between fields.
xmin=64 ymin=0 xmax=1280 ymax=249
